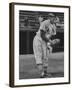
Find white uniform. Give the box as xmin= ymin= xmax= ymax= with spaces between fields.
xmin=33 ymin=19 xmax=56 ymax=67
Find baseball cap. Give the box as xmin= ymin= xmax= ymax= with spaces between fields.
xmin=48 ymin=13 xmax=55 ymax=17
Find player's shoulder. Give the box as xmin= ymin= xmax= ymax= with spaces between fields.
xmin=42 ymin=19 xmax=50 ymax=25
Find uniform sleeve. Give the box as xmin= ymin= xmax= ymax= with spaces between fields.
xmin=52 ymin=24 xmax=56 ymax=35
xmin=39 ymin=22 xmax=46 ymax=31
xmin=39 ymin=20 xmax=50 ymax=32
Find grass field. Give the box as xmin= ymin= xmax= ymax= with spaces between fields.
xmin=19 ymin=52 xmax=64 ymax=79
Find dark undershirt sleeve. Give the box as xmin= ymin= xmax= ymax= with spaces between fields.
xmin=40 ymin=30 xmax=49 ymax=42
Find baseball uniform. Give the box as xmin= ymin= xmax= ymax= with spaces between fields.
xmin=33 ymin=19 xmax=56 ymax=67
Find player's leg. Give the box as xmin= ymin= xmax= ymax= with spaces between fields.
xmin=43 ymin=56 xmax=48 ymax=76
xmin=43 ymin=46 xmax=52 ymax=77
xmin=42 ymin=41 xmax=48 ymax=76
xmin=37 ymin=64 xmax=45 ymax=78
xmin=33 ymin=36 xmax=44 ymax=77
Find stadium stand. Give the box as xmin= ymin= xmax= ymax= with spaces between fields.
xmin=19 ymin=11 xmax=64 ymax=54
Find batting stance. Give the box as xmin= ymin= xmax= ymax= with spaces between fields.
xmin=33 ymin=13 xmax=60 ymax=78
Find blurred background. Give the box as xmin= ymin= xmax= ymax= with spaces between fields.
xmin=19 ymin=10 xmax=64 ymax=54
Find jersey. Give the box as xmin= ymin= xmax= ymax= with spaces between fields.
xmin=37 ymin=19 xmax=56 ymax=38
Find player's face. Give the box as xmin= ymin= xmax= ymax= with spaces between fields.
xmin=38 ymin=16 xmax=43 ymax=22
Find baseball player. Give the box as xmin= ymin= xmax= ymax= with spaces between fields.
xmin=33 ymin=13 xmax=60 ymax=78
xmin=38 ymin=15 xmax=44 ymax=25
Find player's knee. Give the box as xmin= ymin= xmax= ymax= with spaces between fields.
xmin=43 ymin=63 xmax=48 ymax=68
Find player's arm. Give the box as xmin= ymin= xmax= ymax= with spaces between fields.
xmin=47 ymin=45 xmax=53 ymax=53
xmin=40 ymin=20 xmax=51 ymax=42
xmin=52 ymin=24 xmax=56 ymax=35
xmin=49 ymin=39 xmax=60 ymax=46
xmin=40 ymin=30 xmax=51 ymax=42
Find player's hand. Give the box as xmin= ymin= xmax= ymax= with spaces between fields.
xmin=51 ymin=39 xmax=60 ymax=45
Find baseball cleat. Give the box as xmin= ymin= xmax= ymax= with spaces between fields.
xmin=40 ymin=71 xmax=48 ymax=78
